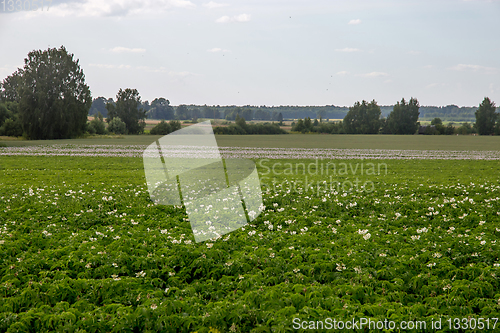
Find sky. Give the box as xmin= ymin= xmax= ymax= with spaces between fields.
xmin=0 ymin=0 xmax=499 ymax=107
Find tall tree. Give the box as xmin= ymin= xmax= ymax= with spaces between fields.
xmin=242 ymin=108 xmax=253 ymax=121
xmin=343 ymin=100 xmax=381 ymax=134
xmin=9 ymin=46 xmax=92 ymax=139
xmin=387 ymin=98 xmax=420 ymax=134
xmin=202 ymin=105 xmax=218 ymax=119
xmin=107 ymin=88 xmax=146 ymax=134
xmin=148 ymin=98 xmax=174 ymax=120
xmin=0 ymin=69 xmax=23 ymax=103
xmin=89 ymin=97 xmax=109 ymax=117
xmin=475 ymin=97 xmax=497 ymax=135
xmin=176 ymin=104 xmax=189 ymax=120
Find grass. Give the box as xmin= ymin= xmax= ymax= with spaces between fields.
xmin=2 ymin=134 xmax=500 ymax=151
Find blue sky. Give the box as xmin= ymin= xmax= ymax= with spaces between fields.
xmin=0 ymin=0 xmax=499 ymax=107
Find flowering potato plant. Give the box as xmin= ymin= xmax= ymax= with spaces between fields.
xmin=0 ymin=155 xmax=499 ymax=332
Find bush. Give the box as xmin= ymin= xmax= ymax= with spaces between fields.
xmin=0 ymin=117 xmax=23 ymax=137
xmin=150 ymin=120 xmax=171 ymax=135
xmin=169 ymin=120 xmax=181 ymax=132
xmin=107 ymin=117 xmax=127 ymax=134
xmin=455 ymin=122 xmax=476 ymax=135
xmin=150 ymin=120 xmax=182 ymax=135
xmin=292 ymin=118 xmax=344 ymax=134
xmin=87 ymin=117 xmax=107 ymax=135
xmin=213 ymin=117 xmax=287 ymax=135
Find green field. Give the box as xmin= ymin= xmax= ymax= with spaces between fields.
xmin=1 ymin=154 xmax=499 ymax=332
xmin=2 ymin=134 xmax=500 ymax=151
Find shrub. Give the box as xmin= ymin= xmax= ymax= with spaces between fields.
xmin=150 ymin=120 xmax=171 ymax=135
xmin=150 ymin=120 xmax=182 ymax=135
xmin=213 ymin=118 xmax=287 ymax=135
xmin=455 ymin=122 xmax=476 ymax=135
xmin=107 ymin=117 xmax=127 ymax=134
xmin=0 ymin=117 xmax=23 ymax=137
xmin=87 ymin=117 xmax=107 ymax=135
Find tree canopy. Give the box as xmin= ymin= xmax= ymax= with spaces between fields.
xmin=475 ymin=97 xmax=497 ymax=135
xmin=106 ymin=88 xmax=146 ymax=134
xmin=1 ymin=46 xmax=92 ymax=139
xmin=343 ymin=100 xmax=381 ymax=134
xmin=89 ymin=97 xmax=113 ymax=118
xmin=147 ymin=98 xmax=175 ymax=120
xmin=386 ymin=98 xmax=420 ymax=134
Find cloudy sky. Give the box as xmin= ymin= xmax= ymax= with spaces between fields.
xmin=0 ymin=0 xmax=499 ymax=107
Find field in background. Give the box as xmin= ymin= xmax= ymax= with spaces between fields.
xmin=2 ymin=134 xmax=500 ymax=151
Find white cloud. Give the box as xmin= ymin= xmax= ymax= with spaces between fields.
xmin=168 ymin=71 xmax=196 ymax=77
xmin=216 ymin=13 xmax=251 ymax=23
xmin=348 ymin=19 xmax=361 ymax=25
xmin=207 ymin=48 xmax=230 ymax=52
xmin=203 ymin=1 xmax=229 ymax=9
xmin=110 ymin=47 xmax=146 ymax=53
xmin=91 ymin=64 xmax=196 ymax=76
xmin=449 ymin=64 xmax=498 ymax=73
xmin=335 ymin=47 xmax=360 ymax=53
xmin=89 ymin=64 xmax=132 ymax=69
xmin=359 ymin=72 xmax=389 ymax=78
xmin=336 ymin=71 xmax=349 ymax=76
xmin=32 ymin=0 xmax=196 ymax=17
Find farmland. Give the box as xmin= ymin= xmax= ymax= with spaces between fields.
xmin=1 ymin=143 xmax=500 ymax=332
xmin=2 ymin=134 xmax=500 ymax=151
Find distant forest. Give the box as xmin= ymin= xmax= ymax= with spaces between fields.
xmin=89 ymin=97 xmax=477 ymax=122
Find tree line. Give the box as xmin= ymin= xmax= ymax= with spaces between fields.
xmin=91 ymin=98 xmax=479 ymax=123
xmin=291 ymin=98 xmax=499 ymax=135
xmin=0 ymin=46 xmax=498 ymax=139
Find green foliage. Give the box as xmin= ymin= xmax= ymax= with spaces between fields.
xmin=419 ymin=105 xmax=477 ymax=122
xmin=150 ymin=120 xmax=171 ymax=135
xmin=387 ymin=98 xmax=420 ymax=134
xmin=0 ymin=103 xmax=10 ymax=126
xmin=343 ymin=100 xmax=381 ymax=134
xmin=14 ymin=46 xmax=92 ymax=139
xmin=87 ymin=113 xmax=107 ymax=135
xmin=0 ymin=102 xmax=22 ymax=137
xmin=0 ymin=155 xmax=500 ymax=331
xmin=150 ymin=120 xmax=181 ymax=135
xmin=475 ymin=97 xmax=497 ymax=135
xmin=107 ymin=89 xmax=146 ymax=134
xmin=202 ymin=106 xmax=219 ymax=119
xmin=292 ymin=118 xmax=344 ymax=134
xmin=0 ymin=117 xmax=23 ymax=137
xmin=224 ymin=107 xmax=253 ymax=121
xmin=176 ymin=105 xmax=190 ymax=120
xmin=214 ymin=118 xmax=287 ymax=135
xmin=235 ymin=114 xmax=247 ymax=130
xmin=89 ymin=97 xmax=113 ymax=118
xmin=0 ymin=69 xmax=22 ymax=103
xmin=147 ymin=98 xmax=175 ymax=120
xmin=430 ymin=118 xmax=446 ymax=135
xmin=455 ymin=122 xmax=476 ymax=135
xmin=107 ymin=117 xmax=127 ymax=134
xmin=170 ymin=120 xmax=182 ymax=132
